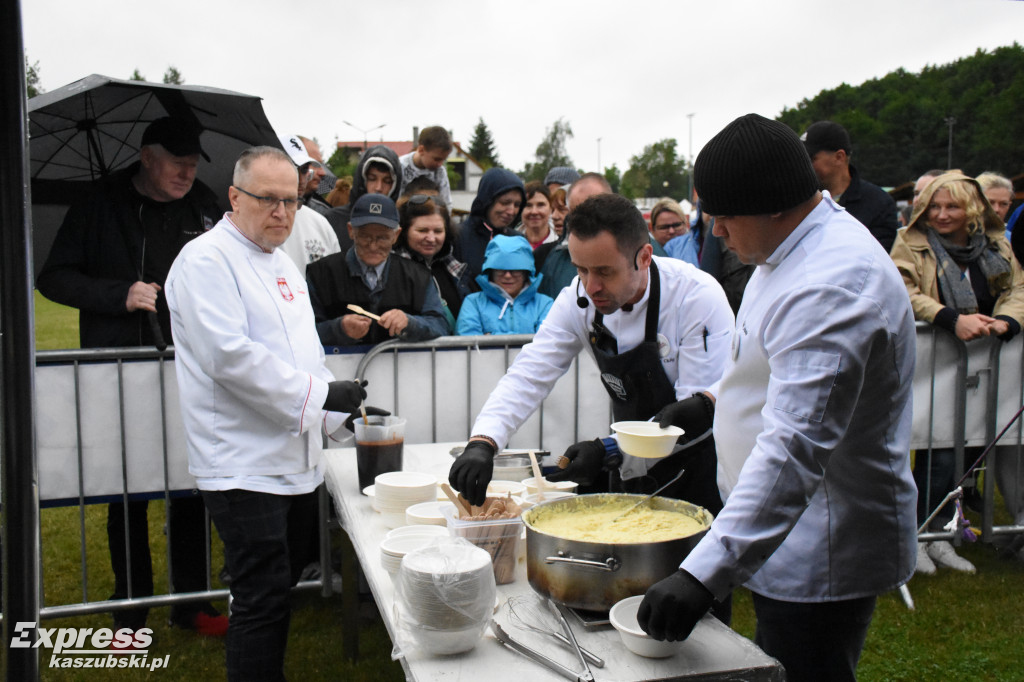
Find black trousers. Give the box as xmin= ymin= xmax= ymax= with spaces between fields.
xmin=107 ymin=494 xmax=216 ymax=630
xmin=201 ymin=489 xmax=317 ymax=682
xmin=752 ymin=592 xmax=877 ymax=682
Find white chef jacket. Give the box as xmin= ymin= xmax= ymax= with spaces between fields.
xmin=471 ymin=256 xmax=734 ymax=478
xmin=278 ymin=206 xmax=341 ymax=279
xmin=166 ymin=215 xmax=341 ymax=494
xmin=682 ymin=194 xmax=918 ymax=602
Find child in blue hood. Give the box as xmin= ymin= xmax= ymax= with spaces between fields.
xmin=456 ymin=235 xmax=554 ymax=335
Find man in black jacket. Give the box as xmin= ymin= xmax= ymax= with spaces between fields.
xmin=801 ymin=120 xmax=899 ymax=252
xmin=36 ymin=117 xmax=229 ymax=638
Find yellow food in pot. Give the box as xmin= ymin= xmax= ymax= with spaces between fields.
xmin=529 ymin=501 xmax=706 ymax=543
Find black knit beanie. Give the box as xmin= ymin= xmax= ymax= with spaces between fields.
xmin=694 ymin=114 xmax=818 ymax=216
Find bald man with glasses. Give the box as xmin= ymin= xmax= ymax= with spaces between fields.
xmin=305 ymin=193 xmax=451 ymax=345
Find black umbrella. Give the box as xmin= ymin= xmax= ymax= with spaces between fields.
xmin=28 ymin=73 xmax=282 ymax=274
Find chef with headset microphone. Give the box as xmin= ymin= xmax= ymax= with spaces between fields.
xmin=448 ymin=191 xmax=734 ymax=525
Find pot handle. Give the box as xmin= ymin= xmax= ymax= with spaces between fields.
xmin=544 ymin=550 xmax=620 ymax=572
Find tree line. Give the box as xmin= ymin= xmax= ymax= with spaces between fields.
xmin=469 ymin=42 xmax=1022 ymax=196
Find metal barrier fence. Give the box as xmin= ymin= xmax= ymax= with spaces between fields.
xmin=24 ymin=325 xmax=1024 ymax=623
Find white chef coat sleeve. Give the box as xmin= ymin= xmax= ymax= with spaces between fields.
xmin=681 ymin=284 xmax=874 ymax=599
xmin=170 ymin=248 xmax=330 ymax=437
xmin=471 ymin=289 xmax=586 ymax=449
xmin=671 ymin=281 xmax=734 ymax=398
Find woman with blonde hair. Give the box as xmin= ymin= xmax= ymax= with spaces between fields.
xmin=891 ymin=171 xmax=1024 ymax=574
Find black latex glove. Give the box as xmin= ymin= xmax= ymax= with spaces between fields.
xmin=637 ymin=568 xmax=715 ymax=642
xmin=343 ymin=406 xmax=391 ymax=432
xmin=655 ymin=393 xmax=714 ymax=441
xmin=448 ymin=440 xmax=496 ymax=507
xmin=323 ymin=379 xmax=368 ymax=413
xmin=547 ymin=439 xmax=606 ymax=485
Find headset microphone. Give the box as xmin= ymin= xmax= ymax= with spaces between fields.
xmin=576 ymin=279 xmax=588 ymax=309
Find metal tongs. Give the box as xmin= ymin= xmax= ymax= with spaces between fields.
xmin=490 ymin=600 xmax=595 ymax=682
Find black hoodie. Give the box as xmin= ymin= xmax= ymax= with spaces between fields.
xmin=325 ymin=144 xmax=403 ymax=249
xmin=453 ymin=167 xmax=525 ymax=280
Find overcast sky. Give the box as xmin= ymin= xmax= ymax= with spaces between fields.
xmin=21 ymin=0 xmax=1024 ymax=178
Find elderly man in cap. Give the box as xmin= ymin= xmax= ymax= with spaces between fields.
xmin=306 ymin=193 xmax=450 ymax=345
xmin=165 ymin=146 xmax=370 ymax=681
xmin=637 ymin=114 xmax=918 ymax=682
xmin=37 ymin=116 xmax=228 ymax=637
xmin=801 ymin=120 xmax=899 ymax=252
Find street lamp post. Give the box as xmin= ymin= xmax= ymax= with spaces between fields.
xmin=343 ymin=120 xmax=387 ymax=152
xmin=687 ymin=113 xmax=695 ymax=202
xmin=597 ymin=137 xmax=602 ymax=172
xmin=944 ymin=116 xmax=956 ymax=169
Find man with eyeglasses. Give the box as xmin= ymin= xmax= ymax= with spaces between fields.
xmin=306 ymin=193 xmax=450 ymax=345
xmin=37 ymin=117 xmax=229 ymax=639
xmin=165 ymin=145 xmax=371 ymax=681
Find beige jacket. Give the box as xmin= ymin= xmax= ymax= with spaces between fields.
xmin=889 ymin=172 xmax=1024 ymax=325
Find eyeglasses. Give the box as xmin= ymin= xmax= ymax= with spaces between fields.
xmin=235 ymin=187 xmax=303 ymax=213
xmin=654 ymin=221 xmax=685 ymax=232
xmin=353 ymin=231 xmax=397 ymax=246
xmin=408 ymin=194 xmax=438 ymax=205
xmin=491 ymin=269 xmax=525 ymax=278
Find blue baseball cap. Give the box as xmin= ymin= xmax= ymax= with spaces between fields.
xmin=350 ymin=193 xmax=399 ymax=229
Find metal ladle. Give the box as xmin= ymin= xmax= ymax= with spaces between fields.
xmin=607 ymin=466 xmax=687 ymax=524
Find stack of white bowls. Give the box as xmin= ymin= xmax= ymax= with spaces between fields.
xmin=395 ymin=538 xmax=496 ymax=655
xmin=405 ymin=501 xmax=455 ymax=526
xmin=373 ymin=472 xmax=437 ymax=527
xmin=379 ymin=526 xmax=448 ymax=575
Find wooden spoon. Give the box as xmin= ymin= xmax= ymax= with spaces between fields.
xmin=440 ymin=482 xmax=472 ymax=518
xmin=346 ymin=303 xmax=381 ymax=321
xmin=528 ymin=450 xmax=546 ymax=502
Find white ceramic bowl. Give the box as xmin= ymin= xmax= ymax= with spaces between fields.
xmin=522 ymin=477 xmax=578 ymax=496
xmin=609 ymin=595 xmax=684 ymax=658
xmin=611 ymin=421 xmax=684 ymax=459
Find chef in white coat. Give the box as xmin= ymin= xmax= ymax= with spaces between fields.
xmin=637 ymin=114 xmax=918 ymax=682
xmin=449 ymin=192 xmax=735 ymax=521
xmin=166 ymin=146 xmax=371 ymax=682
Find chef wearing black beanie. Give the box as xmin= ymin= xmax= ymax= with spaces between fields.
xmin=637 ymin=113 xmax=919 ymax=682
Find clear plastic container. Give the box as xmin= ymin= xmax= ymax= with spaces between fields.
xmin=442 ymin=505 xmax=522 ymax=584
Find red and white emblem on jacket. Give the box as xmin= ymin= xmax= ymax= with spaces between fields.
xmin=277 ymin=278 xmax=294 ymax=301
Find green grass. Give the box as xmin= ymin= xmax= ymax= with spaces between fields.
xmin=20 ymin=290 xmax=1024 ymax=680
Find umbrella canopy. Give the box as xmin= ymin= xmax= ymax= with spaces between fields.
xmin=28 ymin=73 xmax=281 ymax=274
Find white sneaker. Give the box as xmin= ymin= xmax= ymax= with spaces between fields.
xmin=915 ymin=542 xmax=936 ymax=575
xmin=927 ymin=540 xmax=976 ymax=573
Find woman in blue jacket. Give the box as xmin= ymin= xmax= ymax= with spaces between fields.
xmin=456 ymin=234 xmax=554 ymax=335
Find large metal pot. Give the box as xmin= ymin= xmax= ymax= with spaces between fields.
xmin=523 ymin=493 xmax=712 ymax=612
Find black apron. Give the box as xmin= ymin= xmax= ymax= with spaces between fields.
xmin=588 ymin=261 xmax=723 ymax=515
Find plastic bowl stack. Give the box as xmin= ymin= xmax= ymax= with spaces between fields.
xmin=395 ymin=538 xmax=496 ymax=655
xmin=372 ymin=472 xmax=438 ymax=527
xmin=379 ymin=528 xmax=447 ymax=575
